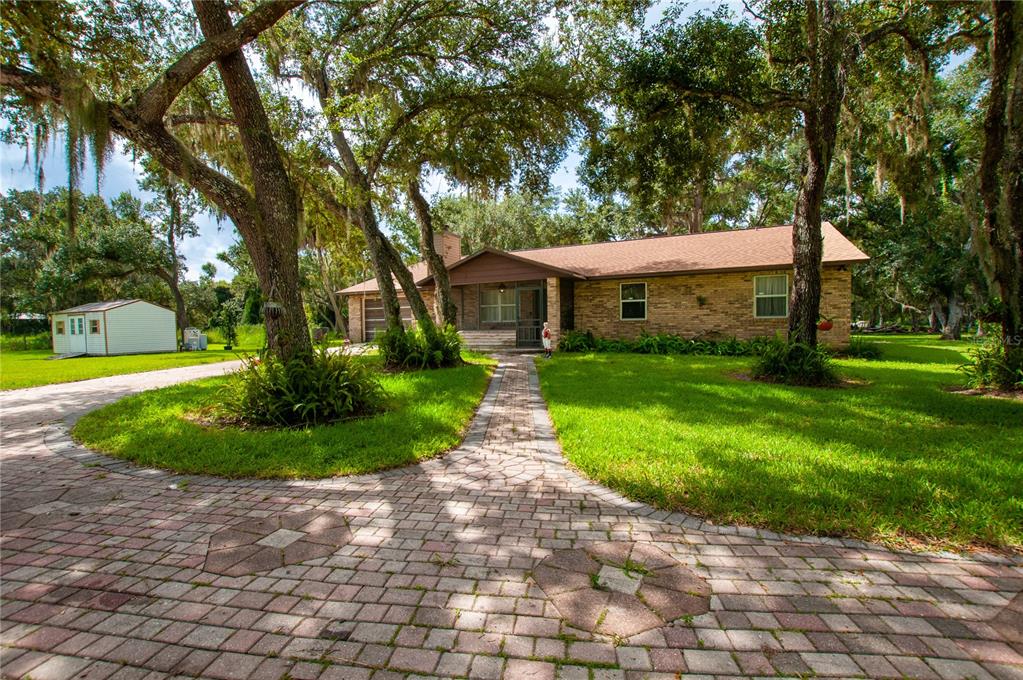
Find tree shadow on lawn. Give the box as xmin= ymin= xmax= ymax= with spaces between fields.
xmin=867 ymin=338 xmax=973 ymax=365
xmin=540 ymin=357 xmax=1023 ymax=549
xmin=73 ymin=366 xmax=491 ymax=479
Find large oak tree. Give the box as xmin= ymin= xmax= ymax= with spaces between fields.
xmin=2 ymin=0 xmax=313 ymax=360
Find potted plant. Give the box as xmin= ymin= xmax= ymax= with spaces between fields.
xmin=817 ymin=315 xmax=834 ymax=332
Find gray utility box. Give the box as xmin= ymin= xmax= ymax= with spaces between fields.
xmin=183 ymin=327 xmax=208 ymax=351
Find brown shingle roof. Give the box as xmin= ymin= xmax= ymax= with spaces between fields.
xmin=512 ymin=223 xmax=867 ymax=278
xmin=340 ymin=262 xmax=431 ymax=295
xmin=340 ymin=223 xmax=868 ymax=294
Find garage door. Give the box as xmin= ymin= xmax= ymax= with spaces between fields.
xmin=363 ymin=297 xmax=414 ymax=339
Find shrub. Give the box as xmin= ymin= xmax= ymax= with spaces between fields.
xmin=959 ymin=337 xmax=1023 ymax=390
xmin=557 ymin=329 xmax=597 ymax=352
xmin=218 ymin=347 xmax=383 ymax=427
xmin=842 ymin=337 xmax=883 ymax=360
xmin=752 ymin=338 xmax=838 ymax=386
xmin=557 ymin=329 xmax=771 ymax=357
xmin=1 ymin=331 xmax=52 ymax=352
xmin=377 ymin=324 xmax=462 ymax=369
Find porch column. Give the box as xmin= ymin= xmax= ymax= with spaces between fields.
xmin=545 ymin=277 xmax=560 ymax=347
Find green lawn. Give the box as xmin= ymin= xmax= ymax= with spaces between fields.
xmin=0 ymin=346 xmax=250 ymax=391
xmin=73 ymin=356 xmax=494 ymax=479
xmin=537 ymin=335 xmax=1022 ymax=553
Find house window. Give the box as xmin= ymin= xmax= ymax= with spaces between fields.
xmin=90 ymin=319 xmax=101 ymax=334
xmin=754 ymin=275 xmax=788 ymax=318
xmin=480 ymin=288 xmax=516 ymax=322
xmin=620 ymin=283 xmax=647 ymax=320
xmin=56 ymin=320 xmax=65 ymax=335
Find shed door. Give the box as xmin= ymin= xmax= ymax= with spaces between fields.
xmin=363 ymin=297 xmax=413 ymax=340
xmin=68 ymin=316 xmax=87 ymax=353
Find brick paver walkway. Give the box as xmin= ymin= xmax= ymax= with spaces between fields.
xmin=1 ymin=356 xmax=1021 ymax=679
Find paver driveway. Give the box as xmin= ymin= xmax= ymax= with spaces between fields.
xmin=1 ymin=355 xmax=1021 ymax=679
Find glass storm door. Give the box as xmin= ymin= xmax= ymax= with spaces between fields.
xmin=515 ymin=286 xmax=543 ymax=347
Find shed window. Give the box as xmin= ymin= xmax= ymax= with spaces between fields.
xmin=480 ymin=288 xmax=516 ymax=322
xmin=620 ymin=283 xmax=647 ymax=320
xmin=56 ymin=320 xmax=65 ymax=335
xmin=754 ymin=275 xmax=788 ymax=318
xmin=90 ymin=319 xmax=101 ymax=334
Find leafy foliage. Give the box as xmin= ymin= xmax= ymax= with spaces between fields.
xmin=218 ymin=348 xmax=383 ymax=428
xmin=428 ymin=189 xmax=646 ymax=253
xmin=959 ymin=337 xmax=1023 ymax=391
xmin=0 ymin=331 xmax=51 ymax=352
xmin=557 ymin=329 xmax=772 ymax=357
xmin=212 ymin=298 xmax=243 ymax=349
xmin=377 ymin=324 xmax=463 ymax=370
xmin=751 ymin=338 xmax=839 ymax=387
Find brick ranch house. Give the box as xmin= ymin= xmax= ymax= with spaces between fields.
xmin=340 ymin=223 xmax=869 ymax=350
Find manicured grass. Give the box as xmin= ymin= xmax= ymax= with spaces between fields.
xmin=537 ymin=334 xmax=1023 ymax=553
xmin=0 ymin=346 xmax=249 ymax=391
xmin=73 ymin=356 xmax=494 ymax=479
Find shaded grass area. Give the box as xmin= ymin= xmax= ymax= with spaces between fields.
xmin=537 ymin=334 xmax=1022 ymax=552
xmin=0 ymin=346 xmax=251 ymax=391
xmin=73 ymin=356 xmax=494 ymax=479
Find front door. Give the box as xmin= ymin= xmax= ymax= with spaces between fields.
xmin=68 ymin=316 xmax=87 ymax=353
xmin=516 ymin=287 xmax=543 ymax=347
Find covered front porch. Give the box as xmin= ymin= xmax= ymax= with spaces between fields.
xmin=439 ymin=249 xmax=579 ymax=349
xmin=453 ymin=280 xmax=548 ymax=348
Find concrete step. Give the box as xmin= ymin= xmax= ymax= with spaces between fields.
xmin=459 ymin=330 xmax=517 ymax=351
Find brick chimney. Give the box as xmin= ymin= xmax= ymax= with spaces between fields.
xmin=433 ymin=231 xmax=463 ymax=265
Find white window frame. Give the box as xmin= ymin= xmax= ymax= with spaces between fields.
xmin=90 ymin=319 xmax=101 ymax=334
xmin=55 ymin=320 xmax=65 ymax=335
xmin=753 ymin=274 xmax=789 ymax=318
xmin=620 ymin=282 xmax=647 ymax=321
xmin=480 ymin=287 xmax=517 ymax=323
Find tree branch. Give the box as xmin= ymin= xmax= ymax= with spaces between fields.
xmin=0 ymin=65 xmax=63 ymax=103
xmin=665 ymin=82 xmax=808 ymax=113
xmin=133 ymin=0 xmax=305 ymax=123
xmin=166 ymin=113 xmax=238 ymax=127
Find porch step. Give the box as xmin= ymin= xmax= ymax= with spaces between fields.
xmin=459 ymin=330 xmax=517 ymax=351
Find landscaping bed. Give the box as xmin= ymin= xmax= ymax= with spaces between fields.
xmin=73 ymin=356 xmax=494 ymax=478
xmin=537 ymin=335 xmax=1023 ymax=553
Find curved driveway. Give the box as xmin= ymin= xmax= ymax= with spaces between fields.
xmin=1 ymin=356 xmax=1020 ymax=679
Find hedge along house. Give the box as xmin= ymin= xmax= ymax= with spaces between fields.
xmin=340 ymin=224 xmax=869 ymax=349
xmin=50 ymin=300 xmax=177 ymax=356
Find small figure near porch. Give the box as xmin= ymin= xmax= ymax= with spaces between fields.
xmin=542 ymin=321 xmax=553 ymax=359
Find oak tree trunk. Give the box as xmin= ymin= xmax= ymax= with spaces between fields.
xmin=157 ymin=269 xmax=188 ymax=345
xmin=193 ymin=0 xmax=310 ymax=362
xmin=408 ymin=177 xmax=458 ymax=326
xmin=789 ymin=0 xmax=846 ymax=347
xmin=360 ymin=204 xmax=404 ymax=334
xmin=979 ymin=1 xmax=1023 ymax=375
xmin=688 ymin=182 xmax=704 ymax=235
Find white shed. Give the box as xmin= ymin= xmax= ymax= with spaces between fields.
xmin=51 ymin=300 xmax=177 ymax=356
